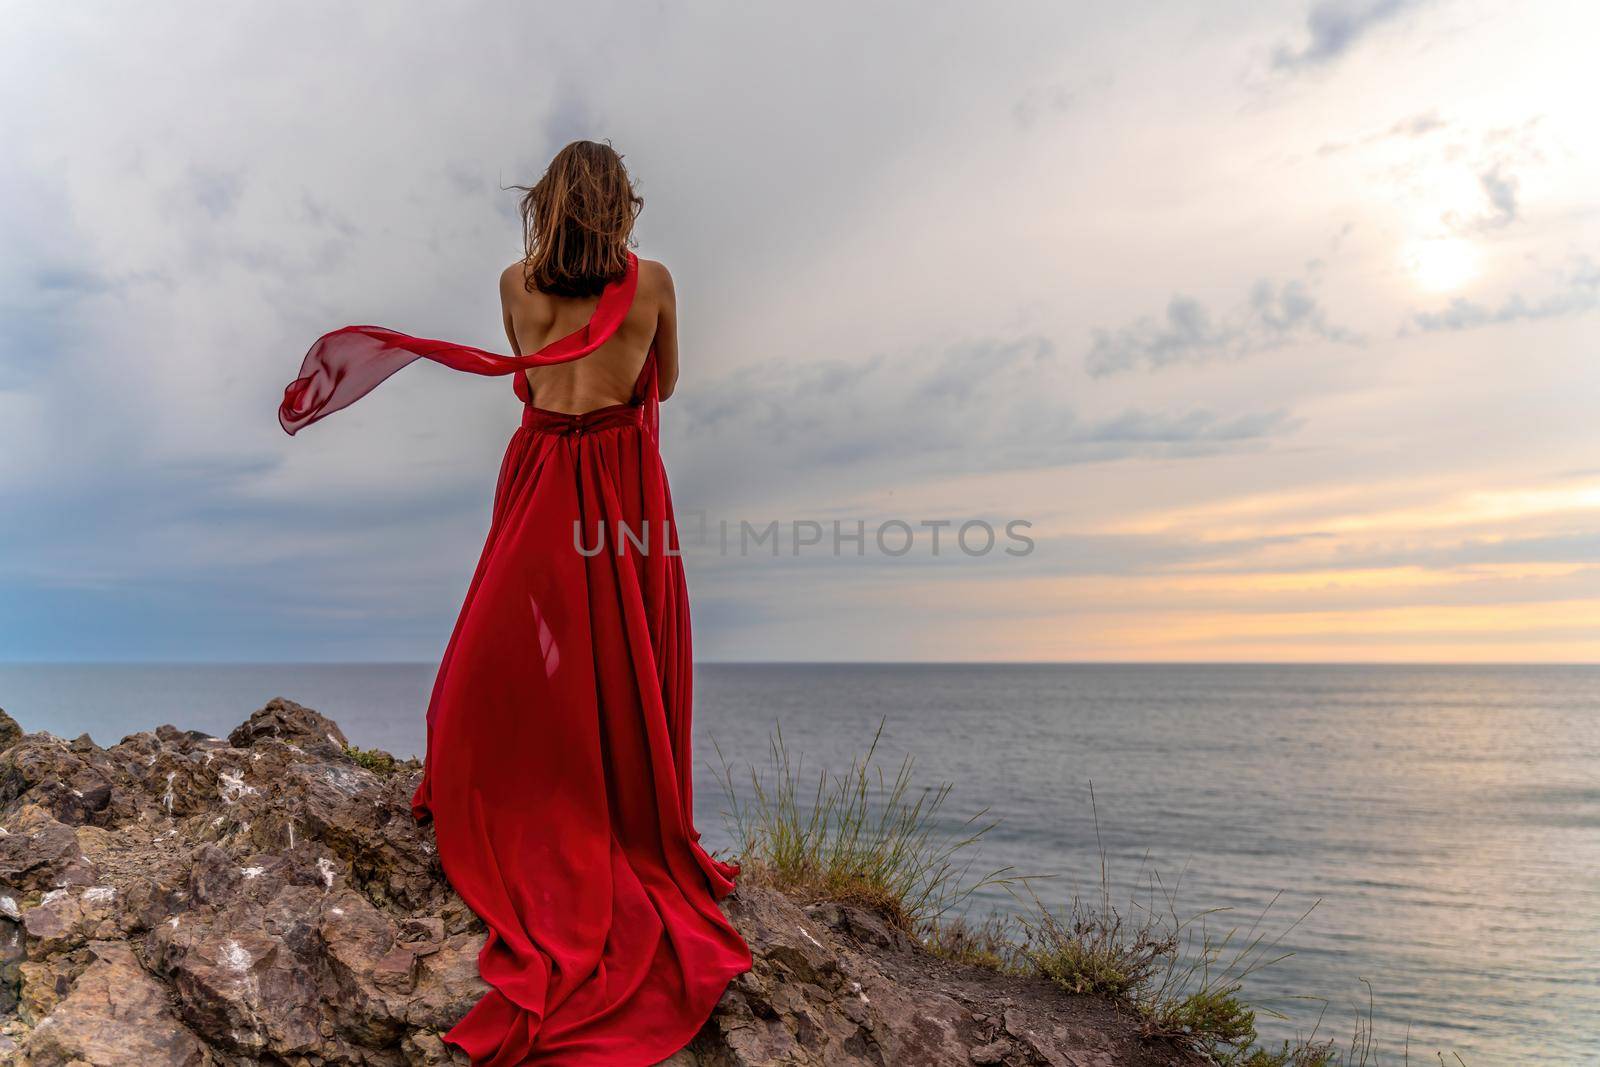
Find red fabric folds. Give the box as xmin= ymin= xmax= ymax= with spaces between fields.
xmin=281 ymin=253 xmax=752 ymax=1065
xmin=279 ymin=254 xmax=640 ymax=435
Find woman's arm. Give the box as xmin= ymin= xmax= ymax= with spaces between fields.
xmin=653 ymin=263 xmax=679 ymax=401
xmin=499 ymin=264 xmax=524 ymax=355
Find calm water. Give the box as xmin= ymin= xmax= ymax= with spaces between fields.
xmin=2 ymin=663 xmax=1596 ymax=1063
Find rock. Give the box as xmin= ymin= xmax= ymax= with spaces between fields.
xmin=971 ymin=1038 xmax=1014 ymax=1064
xmin=0 ymin=702 xmax=1195 ymax=1066
xmin=0 ymin=709 xmax=21 ymax=753
xmin=227 ymin=697 xmax=348 ymax=758
xmin=18 ymin=941 xmax=207 ymax=1066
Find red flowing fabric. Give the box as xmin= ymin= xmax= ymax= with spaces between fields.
xmin=280 ymin=253 xmax=752 ymax=1065
xmin=279 ymin=254 xmax=643 ymax=435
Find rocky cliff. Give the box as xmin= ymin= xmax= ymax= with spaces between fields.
xmin=0 ymin=699 xmax=1194 ymax=1066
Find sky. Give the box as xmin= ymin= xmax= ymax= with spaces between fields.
xmin=1 ymin=0 xmax=1597 ymax=663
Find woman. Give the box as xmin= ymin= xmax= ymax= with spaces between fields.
xmin=279 ymin=140 xmax=752 ymax=1065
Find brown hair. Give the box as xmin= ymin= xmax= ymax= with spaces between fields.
xmin=516 ymin=140 xmax=642 ymax=298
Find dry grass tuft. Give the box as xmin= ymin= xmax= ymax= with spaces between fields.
xmin=716 ymin=720 xmax=1011 ymax=933
xmin=921 ymin=912 xmax=1027 ymax=972
xmin=717 ymin=728 xmax=1465 ymax=1067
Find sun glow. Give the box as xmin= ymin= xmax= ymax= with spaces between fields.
xmin=1404 ymin=237 xmax=1481 ymax=292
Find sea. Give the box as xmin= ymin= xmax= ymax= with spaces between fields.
xmin=1 ymin=662 xmax=1595 ymax=1064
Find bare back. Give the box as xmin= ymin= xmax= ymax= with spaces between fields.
xmin=500 ymin=257 xmax=679 ymax=413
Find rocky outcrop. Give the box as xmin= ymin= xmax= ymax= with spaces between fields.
xmin=0 ymin=701 xmax=1192 ymax=1066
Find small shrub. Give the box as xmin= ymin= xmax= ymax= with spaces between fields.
xmin=1152 ymin=984 xmax=1260 ymax=1055
xmin=922 ymin=913 xmax=1026 ymax=972
xmin=1014 ymin=786 xmax=1319 ymax=1063
xmin=1232 ymin=1040 xmax=1340 ymax=1067
xmin=1020 ymin=890 xmax=1177 ymax=998
xmin=344 ymin=743 xmax=398 ymax=775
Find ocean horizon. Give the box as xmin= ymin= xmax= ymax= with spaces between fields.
xmin=3 ymin=661 xmax=1596 ymax=1062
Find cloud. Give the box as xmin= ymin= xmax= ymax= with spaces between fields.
xmin=2 ymin=2 xmax=1594 ymax=663
xmin=1078 ymin=408 xmax=1295 ymax=446
xmin=1366 ymin=532 xmax=1600 ymax=570
xmin=1010 ymin=72 xmax=1112 ymax=129
xmin=1317 ymin=109 xmax=1448 ymax=156
xmin=1317 ymin=114 xmax=1540 ymax=236
xmin=1478 ymin=163 xmax=1519 ymax=227
xmin=1390 ymin=110 xmax=1447 ymax=138
xmin=669 ymin=332 xmax=1299 ymax=514
xmin=1431 ymin=119 xmax=1546 ymax=235
xmin=1272 ymin=0 xmax=1420 ymax=71
xmin=542 ymin=84 xmax=602 ymax=151
xmin=1085 ymin=276 xmax=1360 ymax=376
xmin=1410 ymin=257 xmax=1599 ymax=332
xmin=188 ymin=167 xmax=244 ymax=219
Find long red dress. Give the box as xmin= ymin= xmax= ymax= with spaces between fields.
xmin=279 ymin=253 xmax=752 ymax=1065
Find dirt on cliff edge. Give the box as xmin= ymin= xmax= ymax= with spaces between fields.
xmin=0 ymin=699 xmax=1201 ymax=1066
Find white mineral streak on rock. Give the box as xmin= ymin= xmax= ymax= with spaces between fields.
xmin=220 ymin=940 xmax=253 ymax=975
xmin=320 ymin=765 xmax=364 ymax=795
xmin=163 ymin=771 xmax=177 ymax=813
xmin=316 ymin=856 xmax=337 ymax=889
xmin=219 ymin=939 xmax=262 ymax=1002
xmin=0 ymin=896 xmax=19 ymax=919
xmin=239 ymin=866 xmax=265 ymax=879
xmin=797 ymin=925 xmax=825 ymax=950
xmin=39 ymin=889 xmax=68 ymax=906
xmin=82 ymin=886 xmax=116 ymax=903
xmin=218 ymin=768 xmax=257 ymax=804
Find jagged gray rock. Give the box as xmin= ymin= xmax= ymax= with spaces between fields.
xmin=0 ymin=699 xmax=1192 ymax=1066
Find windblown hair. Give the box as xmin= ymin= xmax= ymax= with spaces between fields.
xmin=517 ymin=140 xmax=642 ymax=298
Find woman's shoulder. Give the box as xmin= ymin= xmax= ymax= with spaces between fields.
xmin=499 ymin=260 xmax=540 ymax=302
xmin=635 ymin=257 xmax=674 ymax=299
